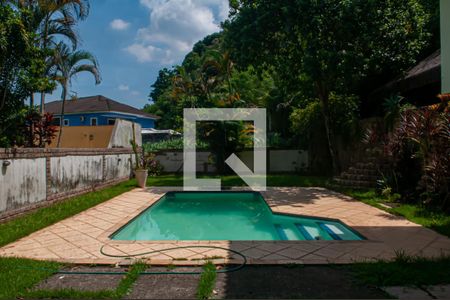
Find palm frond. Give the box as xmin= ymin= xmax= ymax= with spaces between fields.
xmin=68 ymin=50 xmax=98 ymax=68
xmin=46 ymin=20 xmax=78 ymax=48
xmin=71 ymin=64 xmax=101 ymax=84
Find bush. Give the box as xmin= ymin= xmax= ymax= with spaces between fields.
xmin=143 ymin=138 xmax=209 ymax=152
xmin=290 ymin=93 xmax=360 ymax=148
xmin=146 ymin=153 xmax=164 ymax=176
xmin=387 ymin=106 xmax=450 ymax=210
xmin=267 ymin=132 xmax=295 ymax=149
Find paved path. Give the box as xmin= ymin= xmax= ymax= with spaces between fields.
xmin=383 ymin=285 xmax=450 ymax=299
xmin=0 ymin=187 xmax=449 ymax=265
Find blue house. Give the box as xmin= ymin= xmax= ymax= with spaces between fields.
xmin=45 ymin=95 xmax=159 ymax=129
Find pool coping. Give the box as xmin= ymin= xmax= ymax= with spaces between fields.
xmin=0 ymin=186 xmax=449 ymax=265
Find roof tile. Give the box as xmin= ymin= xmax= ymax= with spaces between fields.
xmin=44 ymin=95 xmax=159 ymax=119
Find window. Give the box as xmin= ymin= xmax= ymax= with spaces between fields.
xmin=90 ymin=117 xmax=97 ymax=126
xmin=52 ymin=117 xmax=61 ymax=126
xmin=63 ymin=119 xmax=69 ymax=126
xmin=107 ymin=118 xmax=116 ymax=125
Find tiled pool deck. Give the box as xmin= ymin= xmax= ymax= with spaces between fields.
xmin=1 ymin=187 xmax=449 ymax=265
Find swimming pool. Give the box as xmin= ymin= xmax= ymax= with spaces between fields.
xmin=111 ymin=192 xmax=363 ymax=241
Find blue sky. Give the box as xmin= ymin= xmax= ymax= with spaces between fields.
xmin=46 ymin=0 xmax=229 ymax=109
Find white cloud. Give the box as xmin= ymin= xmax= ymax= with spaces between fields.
xmin=125 ymin=0 xmax=229 ymax=64
xmin=110 ymin=19 xmax=130 ymax=31
xmin=118 ymin=84 xmax=130 ymax=91
xmin=131 ymin=91 xmax=140 ymax=96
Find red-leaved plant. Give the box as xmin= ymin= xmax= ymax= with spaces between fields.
xmin=23 ymin=110 xmax=58 ymax=147
xmin=387 ymin=106 xmax=450 ymax=209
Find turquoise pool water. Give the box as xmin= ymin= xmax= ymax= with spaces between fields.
xmin=111 ymin=192 xmax=363 ymax=241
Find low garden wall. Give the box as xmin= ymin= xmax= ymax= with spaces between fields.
xmin=0 ymin=148 xmax=134 ymax=221
xmin=153 ymin=149 xmax=308 ymax=174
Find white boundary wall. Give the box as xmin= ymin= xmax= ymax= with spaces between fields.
xmin=0 ymin=148 xmax=134 ymax=220
xmin=154 ymin=150 xmax=308 ymax=173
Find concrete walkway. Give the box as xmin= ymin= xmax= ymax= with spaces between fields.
xmin=0 ymin=187 xmax=449 ymax=265
xmin=383 ymin=285 xmax=450 ymax=299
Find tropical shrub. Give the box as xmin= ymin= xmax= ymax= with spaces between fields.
xmin=383 ymin=94 xmax=415 ymax=132
xmin=145 ymin=153 xmax=164 ymax=176
xmin=387 ymin=106 xmax=450 ymax=209
xmin=23 ymin=110 xmax=58 ymax=147
xmin=131 ymin=142 xmax=164 ymax=176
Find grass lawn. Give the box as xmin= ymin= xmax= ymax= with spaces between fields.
xmin=342 ymin=189 xmax=450 ymax=238
xmin=0 ymin=258 xmax=60 ymax=299
xmin=351 ymin=254 xmax=450 ymax=287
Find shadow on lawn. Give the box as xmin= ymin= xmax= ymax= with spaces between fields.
xmin=214 ymin=265 xmax=387 ymax=299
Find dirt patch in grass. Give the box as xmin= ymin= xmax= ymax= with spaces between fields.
xmin=34 ymin=267 xmax=126 ymax=292
xmin=124 ymin=267 xmax=202 ymax=299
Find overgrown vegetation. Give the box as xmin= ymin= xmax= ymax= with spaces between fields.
xmin=0 ymin=180 xmax=136 ymax=247
xmin=387 ymin=105 xmax=450 ymax=210
xmin=196 ymin=262 xmax=217 ymax=300
xmin=364 ymin=98 xmax=450 ymax=212
xmin=114 ymin=262 xmax=147 ymax=298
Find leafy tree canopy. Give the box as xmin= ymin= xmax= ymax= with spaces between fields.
xmin=0 ymin=4 xmax=52 ymax=147
xmin=222 ymin=0 xmax=434 ymax=173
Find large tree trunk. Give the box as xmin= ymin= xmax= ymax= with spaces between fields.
xmin=316 ymin=82 xmax=341 ymax=175
xmin=56 ymin=87 xmax=67 ymax=148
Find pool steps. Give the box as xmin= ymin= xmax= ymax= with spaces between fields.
xmin=318 ymin=223 xmax=342 ymax=240
xmin=275 ymin=223 xmax=345 ymax=241
xmin=295 ymin=224 xmax=315 ymax=240
xmin=274 ymin=224 xmax=288 ymax=240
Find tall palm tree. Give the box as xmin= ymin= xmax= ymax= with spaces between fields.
xmin=15 ymin=0 xmax=90 ymax=112
xmin=51 ymin=43 xmax=100 ymax=147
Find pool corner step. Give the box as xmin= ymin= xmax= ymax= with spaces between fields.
xmin=294 ymin=223 xmax=315 ymax=240
xmin=318 ymin=223 xmax=343 ymax=240
xmin=274 ymin=224 xmax=288 ymax=240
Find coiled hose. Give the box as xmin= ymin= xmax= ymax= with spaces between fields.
xmin=20 ymin=245 xmax=247 ymax=275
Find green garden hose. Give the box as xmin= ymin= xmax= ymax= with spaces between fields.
xmin=19 ymin=245 xmax=247 ymax=275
